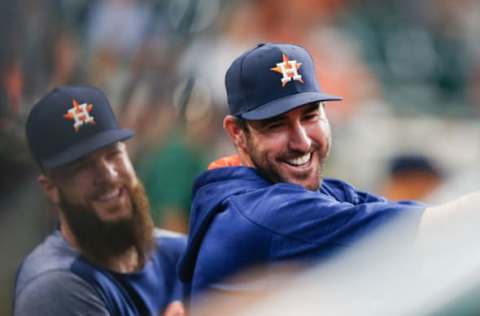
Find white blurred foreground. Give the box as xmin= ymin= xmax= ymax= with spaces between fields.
xmin=197 ymin=193 xmax=480 ymax=316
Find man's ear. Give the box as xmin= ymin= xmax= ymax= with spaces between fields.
xmin=223 ymin=115 xmax=247 ymax=150
xmin=223 ymin=116 xmax=255 ymax=168
xmin=38 ymin=174 xmax=60 ymax=205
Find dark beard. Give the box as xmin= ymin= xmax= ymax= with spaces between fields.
xmin=245 ymin=136 xmax=327 ymax=191
xmin=59 ymin=182 xmax=155 ymax=269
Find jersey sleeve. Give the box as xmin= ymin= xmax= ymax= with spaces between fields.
xmin=321 ymin=178 xmax=422 ymax=205
xmin=14 ymin=270 xmax=109 ymax=316
xmin=232 ymin=183 xmax=425 ymax=259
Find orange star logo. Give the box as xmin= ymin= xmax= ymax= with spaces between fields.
xmin=64 ymin=99 xmax=95 ymax=132
xmin=271 ymin=54 xmax=304 ymax=87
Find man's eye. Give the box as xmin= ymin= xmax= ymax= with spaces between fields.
xmin=108 ymin=150 xmax=122 ymax=159
xmin=304 ymin=113 xmax=319 ymax=121
xmin=266 ymin=122 xmax=285 ymax=130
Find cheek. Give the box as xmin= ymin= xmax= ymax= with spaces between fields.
xmin=120 ymin=160 xmax=138 ymax=185
xmin=248 ymin=134 xmax=268 ymax=153
xmin=59 ymin=175 xmax=89 ymax=197
xmin=310 ymin=122 xmax=331 ymax=143
xmin=257 ymin=136 xmax=288 ymax=160
xmin=57 ymin=185 xmax=87 ymax=207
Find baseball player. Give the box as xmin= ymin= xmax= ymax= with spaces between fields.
xmin=14 ymin=85 xmax=186 ymax=316
xmin=178 ymin=43 xmax=436 ymax=302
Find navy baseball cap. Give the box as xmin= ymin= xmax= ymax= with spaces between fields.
xmin=26 ymin=85 xmax=134 ymax=169
xmin=226 ymin=43 xmax=341 ymax=120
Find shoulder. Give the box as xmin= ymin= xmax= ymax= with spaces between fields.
xmin=15 ymin=231 xmax=79 ymax=296
xmin=154 ymin=228 xmax=187 ymax=246
xmin=321 ymin=177 xmax=358 ymax=194
xmin=224 ymin=178 xmax=407 ymax=235
xmin=154 ymin=228 xmax=186 ymax=239
xmin=322 ymin=177 xmax=354 ymax=188
xmin=228 ymin=181 xmax=334 ymax=214
xmin=153 ymin=228 xmax=187 ymax=261
xmin=221 ymin=182 xmax=335 ymax=236
xmin=14 ymin=269 xmax=108 ymax=316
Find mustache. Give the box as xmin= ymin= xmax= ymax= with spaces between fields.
xmin=280 ymin=142 xmax=324 ymax=160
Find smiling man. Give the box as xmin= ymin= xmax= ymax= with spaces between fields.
xmin=228 ymin=102 xmax=331 ymax=191
xmin=178 ymin=43 xmax=426 ymax=300
xmin=14 ymin=85 xmax=186 ymax=316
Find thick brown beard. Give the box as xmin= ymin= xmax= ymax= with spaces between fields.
xmin=59 ymin=182 xmax=155 ymax=269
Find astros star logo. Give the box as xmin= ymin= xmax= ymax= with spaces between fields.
xmin=270 ymin=54 xmax=304 ymax=87
xmin=64 ymin=99 xmax=96 ymax=132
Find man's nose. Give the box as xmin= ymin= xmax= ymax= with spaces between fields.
xmin=95 ymin=159 xmax=118 ymax=183
xmin=289 ymin=123 xmax=312 ymax=152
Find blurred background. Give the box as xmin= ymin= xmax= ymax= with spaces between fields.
xmin=2 ymin=0 xmax=480 ymax=314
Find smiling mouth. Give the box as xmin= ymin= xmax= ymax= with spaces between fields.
xmin=93 ymin=188 xmax=122 ymax=203
xmin=285 ymin=153 xmax=312 ymax=167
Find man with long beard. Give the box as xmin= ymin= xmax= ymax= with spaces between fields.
xmin=178 ymin=43 xmax=427 ymax=301
xmin=14 ymin=85 xmax=186 ymax=316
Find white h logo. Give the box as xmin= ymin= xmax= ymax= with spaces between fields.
xmin=64 ymin=100 xmax=96 ymax=132
xmin=271 ymin=54 xmax=304 ymax=87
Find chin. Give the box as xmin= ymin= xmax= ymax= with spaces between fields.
xmin=287 ymin=171 xmax=320 ymax=189
xmin=295 ymin=181 xmax=319 ymax=191
xmin=283 ymin=177 xmax=317 ymax=190
xmin=305 ymin=183 xmax=321 ymax=191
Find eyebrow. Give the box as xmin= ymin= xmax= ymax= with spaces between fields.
xmin=302 ymin=102 xmax=321 ymax=112
xmin=268 ymin=103 xmax=320 ymax=121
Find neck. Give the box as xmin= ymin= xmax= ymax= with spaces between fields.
xmin=60 ymin=217 xmax=140 ymax=273
xmin=238 ymin=148 xmax=255 ymax=168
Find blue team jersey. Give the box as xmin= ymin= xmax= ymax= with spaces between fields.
xmin=179 ymin=166 xmax=424 ymax=297
xmin=14 ymin=229 xmax=186 ymax=316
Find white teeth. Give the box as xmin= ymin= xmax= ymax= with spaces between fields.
xmin=97 ymin=189 xmax=120 ymax=201
xmin=287 ymin=153 xmax=311 ymax=166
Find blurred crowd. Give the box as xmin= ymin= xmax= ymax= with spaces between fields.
xmin=2 ymin=0 xmax=480 ymax=314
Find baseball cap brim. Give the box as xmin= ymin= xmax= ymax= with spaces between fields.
xmin=42 ymin=128 xmax=134 ymax=169
xmin=239 ymin=92 xmax=341 ymax=120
